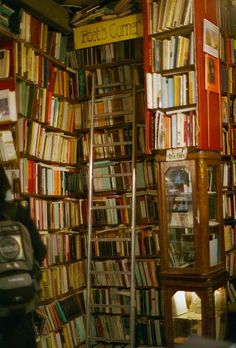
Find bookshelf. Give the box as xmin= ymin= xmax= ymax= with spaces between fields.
xmin=143 ymin=0 xmax=222 ymax=154
xmin=71 ymin=13 xmax=165 ymax=343
xmin=218 ymin=1 xmax=236 ymax=335
xmin=0 ymin=3 xmax=87 ymax=347
xmin=143 ymin=0 xmax=228 ymax=346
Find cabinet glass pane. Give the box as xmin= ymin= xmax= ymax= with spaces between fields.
xmin=165 ymin=166 xmax=194 ymax=268
xmin=208 ymin=165 xmax=221 ymax=266
xmin=172 ymin=291 xmax=202 ymax=344
xmin=214 ymin=287 xmax=227 ymax=339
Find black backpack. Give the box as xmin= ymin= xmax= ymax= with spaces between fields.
xmin=0 ymin=204 xmax=41 ymax=316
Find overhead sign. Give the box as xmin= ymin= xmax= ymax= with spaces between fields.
xmin=73 ymin=13 xmax=143 ymax=49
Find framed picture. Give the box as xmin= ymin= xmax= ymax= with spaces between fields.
xmin=205 ymin=54 xmax=219 ymax=93
xmin=203 ymin=19 xmax=219 ymax=58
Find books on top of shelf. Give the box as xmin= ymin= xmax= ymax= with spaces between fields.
xmin=0 ymin=88 xmax=17 ymax=122
xmin=150 ymin=0 xmax=193 ymax=34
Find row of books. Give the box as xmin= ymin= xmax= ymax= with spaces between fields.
xmin=40 ymin=261 xmax=86 ymax=302
xmin=30 ymin=197 xmax=83 ymax=231
xmin=72 ymin=64 xmax=143 ymax=99
xmin=78 ymin=125 xmax=145 ymax=161
xmin=85 ymin=159 xmax=156 ymax=193
xmin=90 ymin=227 xmax=160 ymax=257
xmin=20 ymin=159 xmax=82 ymax=196
xmin=91 ymin=258 xmax=160 ymax=288
xmin=149 ymin=0 xmax=193 ymax=34
xmin=18 ymin=119 xmax=78 ymax=164
xmin=70 ymin=0 xmax=141 ymax=27
xmin=39 ymin=225 xmax=160 ymax=264
xmin=15 ymin=43 xmax=74 ymax=97
xmin=16 ymin=81 xmax=79 ymax=132
xmin=19 ymin=10 xmax=68 ymax=63
xmin=136 ymin=318 xmax=165 ymax=346
xmin=80 ymin=93 xmax=134 ymax=129
xmin=95 ymin=64 xmax=143 ymax=94
xmin=74 ymin=65 xmax=144 ymax=99
xmin=91 ymin=192 xmax=158 ymax=226
xmin=90 ymin=287 xmax=162 ymax=316
xmin=151 ymin=33 xmax=194 ymax=72
xmin=90 ymin=315 xmax=164 ymax=345
xmin=67 ymin=39 xmax=143 ymax=67
xmin=153 ymin=109 xmax=197 ymax=150
xmin=39 ymin=315 xmax=85 ymax=348
xmin=146 ymin=71 xmax=197 ymax=110
xmin=39 ymin=292 xmax=85 ymax=331
xmin=39 ymin=225 xmax=160 ymax=259
xmin=40 ymin=233 xmax=85 ymax=266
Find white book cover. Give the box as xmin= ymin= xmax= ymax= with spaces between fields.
xmin=0 ymin=130 xmax=17 ymax=161
xmin=0 ymin=89 xmax=17 ymax=122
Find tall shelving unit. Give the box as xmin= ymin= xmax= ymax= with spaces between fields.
xmin=219 ymin=0 xmax=236 ymax=340
xmin=72 ymin=10 xmax=164 ymax=346
xmin=0 ymin=3 xmax=88 ymax=347
xmin=143 ymin=0 xmax=228 ymax=346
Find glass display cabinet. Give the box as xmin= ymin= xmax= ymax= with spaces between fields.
xmin=156 ymin=151 xmax=228 ymax=347
xmin=157 ymin=151 xmax=225 ymax=276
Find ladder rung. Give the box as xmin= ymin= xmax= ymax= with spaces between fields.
xmin=93 ymin=141 xmax=132 ymax=147
xmin=95 ymin=82 xmax=131 ymax=88
xmin=91 ymin=205 xmax=130 ymax=210
xmin=94 ymin=111 xmax=132 ymax=118
xmin=91 ymin=238 xmax=131 ymax=242
xmin=93 ymin=173 xmax=132 ymax=178
xmin=91 ymin=270 xmax=131 ymax=275
xmin=89 ymin=337 xmax=129 ymax=344
xmin=90 ymin=304 xmax=129 ymax=309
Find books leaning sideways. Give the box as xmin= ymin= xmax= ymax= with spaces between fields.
xmin=0 ymin=1 xmax=15 ymax=31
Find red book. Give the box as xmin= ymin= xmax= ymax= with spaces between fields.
xmin=45 ymin=90 xmax=53 ymax=124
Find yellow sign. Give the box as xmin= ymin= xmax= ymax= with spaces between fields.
xmin=73 ymin=13 xmax=143 ymax=49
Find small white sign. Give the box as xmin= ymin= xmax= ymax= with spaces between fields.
xmin=166 ymin=148 xmax=187 ymax=161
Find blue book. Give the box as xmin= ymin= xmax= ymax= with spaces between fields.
xmin=168 ymin=77 xmax=174 ymax=108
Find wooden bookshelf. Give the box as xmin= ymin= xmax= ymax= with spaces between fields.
xmin=0 ymin=3 xmax=86 ymax=347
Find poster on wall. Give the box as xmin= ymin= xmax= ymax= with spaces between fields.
xmin=203 ymin=19 xmax=219 ymax=58
xmin=205 ymin=54 xmax=219 ymax=93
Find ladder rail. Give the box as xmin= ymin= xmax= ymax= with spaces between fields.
xmin=86 ymin=72 xmax=96 ymax=347
xmin=130 ymin=70 xmax=137 ymax=348
xmin=86 ymin=67 xmax=137 ymax=348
